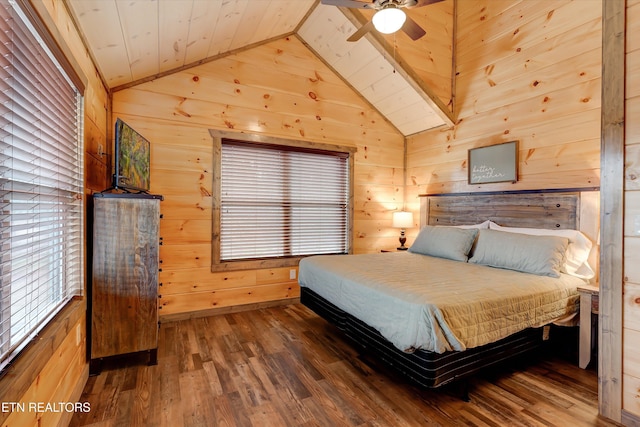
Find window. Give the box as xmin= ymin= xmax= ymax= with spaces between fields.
xmin=211 ymin=132 xmax=355 ymax=271
xmin=0 ymin=1 xmax=84 ymax=370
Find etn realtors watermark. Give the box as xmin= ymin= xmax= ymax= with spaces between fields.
xmin=1 ymin=401 xmax=90 ymax=413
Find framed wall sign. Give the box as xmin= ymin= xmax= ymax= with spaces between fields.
xmin=468 ymin=141 xmax=518 ymax=185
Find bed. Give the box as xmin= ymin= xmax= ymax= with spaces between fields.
xmin=298 ymin=190 xmax=598 ymax=391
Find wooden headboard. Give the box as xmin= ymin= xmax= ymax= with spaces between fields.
xmin=419 ymin=189 xmax=601 ymax=282
xmin=419 ymin=189 xmax=600 ymax=232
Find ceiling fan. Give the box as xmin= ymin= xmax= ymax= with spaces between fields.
xmin=320 ymin=0 xmax=444 ymax=42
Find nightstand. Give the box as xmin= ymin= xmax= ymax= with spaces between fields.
xmin=578 ymin=284 xmax=599 ymax=369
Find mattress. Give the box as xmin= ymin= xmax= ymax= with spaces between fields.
xmin=300 ymin=287 xmax=547 ymax=388
xmin=298 ymin=252 xmax=584 ymax=354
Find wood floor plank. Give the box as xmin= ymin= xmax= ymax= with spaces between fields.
xmin=72 ymin=304 xmax=621 ymax=427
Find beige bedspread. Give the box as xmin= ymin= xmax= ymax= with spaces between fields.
xmin=298 ymin=252 xmax=584 ymax=353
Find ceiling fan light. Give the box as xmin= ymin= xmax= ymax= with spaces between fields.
xmin=372 ymin=6 xmax=407 ymax=34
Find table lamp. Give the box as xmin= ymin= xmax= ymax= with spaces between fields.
xmin=392 ymin=211 xmax=413 ymax=250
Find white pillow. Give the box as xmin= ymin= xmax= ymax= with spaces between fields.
xmin=489 ymin=222 xmax=594 ymax=279
xmin=453 ymin=220 xmax=491 ymax=229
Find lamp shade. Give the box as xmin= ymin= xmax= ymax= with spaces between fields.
xmin=372 ymin=5 xmax=406 ymax=34
xmin=392 ymin=211 xmax=413 ymax=228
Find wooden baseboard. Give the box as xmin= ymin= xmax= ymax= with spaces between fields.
xmin=159 ymin=297 xmax=300 ymax=323
xmin=622 ymin=409 xmax=640 ymax=426
xmin=0 ymin=297 xmax=87 ymax=426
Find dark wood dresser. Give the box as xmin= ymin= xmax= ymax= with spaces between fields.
xmin=90 ymin=192 xmax=162 ymax=371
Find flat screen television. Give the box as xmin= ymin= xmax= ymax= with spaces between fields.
xmin=112 ymin=118 xmax=151 ymax=192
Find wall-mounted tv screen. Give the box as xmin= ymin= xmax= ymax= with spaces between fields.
xmin=113 ymin=118 xmax=151 ymax=192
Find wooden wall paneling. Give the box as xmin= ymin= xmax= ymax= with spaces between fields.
xmin=85 ymin=152 xmax=109 ymax=193
xmin=84 ymin=116 xmax=106 ymax=160
xmin=160 ymin=243 xmax=211 ymax=270
xmin=407 ymin=0 xmax=602 ymax=199
xmin=115 ymin=87 xmax=389 ymax=147
xmin=518 ymin=139 xmax=601 ymax=175
xmin=156 ymin=195 xmax=212 ymax=221
xmin=457 ymin=1 xmax=600 ymax=70
xmin=623 ymin=328 xmax=640 ymax=415
xmin=83 ymin=81 xmax=109 ymax=129
xmin=600 ymin=0 xmax=625 ymax=421
xmin=408 ymin=132 xmax=600 ymax=180
xmin=159 ymin=283 xmax=299 ymax=318
xmin=409 ymin=138 xmax=599 ymax=184
xmin=162 ymin=269 xmax=257 ymax=296
xmin=0 ymin=301 xmax=88 ymax=426
xmin=625 ymin=190 xmax=640 ymax=235
xmin=256 ymin=268 xmax=300 ymax=285
xmin=353 ymin=184 xmax=402 ymax=213
xmin=353 ymin=199 xmax=403 ymax=222
xmin=113 ymin=35 xmax=403 ymax=318
xmin=456 ymin=0 xmax=532 ymax=45
xmin=461 ymin=49 xmax=601 ymax=117
xmin=459 ymin=77 xmax=601 ymax=127
xmin=624 ymin=373 xmax=640 ymax=422
xmin=111 ymin=117 xmax=216 ymax=148
xmin=628 ymin=100 xmax=640 ymax=146
xmin=353 ymin=142 xmax=403 ymax=168
xmin=230 ymin=38 xmax=345 ymax=85
xmin=160 ymin=219 xmax=211 ymax=244
xmin=624 ymin=283 xmax=640 ymax=331
xmin=457 ymin=18 xmax=601 ymax=96
xmin=409 ymin=104 xmax=601 ymax=160
xmin=411 ymin=166 xmax=599 ymax=196
xmin=360 ymin=0 xmax=455 ymax=110
xmin=354 ymin=165 xmax=403 ymax=187
xmin=158 ymin=267 xmax=301 ymax=318
xmin=134 ymin=72 xmax=376 ymax=128
xmin=3 ymin=315 xmax=88 ymax=427
xmin=628 ymin=0 xmax=640 ymax=53
xmin=150 ymin=168 xmax=212 ymax=197
xmin=152 ymin=144 xmax=212 ymax=174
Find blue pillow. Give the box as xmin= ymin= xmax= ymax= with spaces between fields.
xmin=408 ymin=226 xmax=479 ymax=262
xmin=469 ymin=229 xmax=569 ymax=277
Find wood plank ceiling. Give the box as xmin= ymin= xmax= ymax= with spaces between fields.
xmin=65 ymin=0 xmax=455 ymax=136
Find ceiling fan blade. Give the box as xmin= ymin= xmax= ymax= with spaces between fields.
xmin=347 ymin=20 xmax=375 ymax=42
xmin=404 ymin=0 xmax=445 ymax=7
xmin=401 ymin=15 xmax=426 ymax=40
xmin=320 ymin=0 xmax=376 ymax=9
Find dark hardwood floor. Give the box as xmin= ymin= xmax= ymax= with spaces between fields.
xmin=70 ymin=304 xmax=620 ymax=427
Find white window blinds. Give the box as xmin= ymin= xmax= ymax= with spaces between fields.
xmin=0 ymin=1 xmax=84 ymax=370
xmin=220 ymin=141 xmax=349 ymax=261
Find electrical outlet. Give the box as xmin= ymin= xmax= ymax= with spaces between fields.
xmin=97 ymin=143 xmax=104 ymax=158
xmin=75 ymin=324 xmax=82 ymax=346
xmin=289 ymin=269 xmax=296 ymax=280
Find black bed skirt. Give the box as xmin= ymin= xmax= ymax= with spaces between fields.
xmin=300 ymin=287 xmax=547 ymax=388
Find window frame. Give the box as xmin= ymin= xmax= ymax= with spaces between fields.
xmin=0 ymin=0 xmax=85 ymax=374
xmin=210 ymin=130 xmax=355 ymax=272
